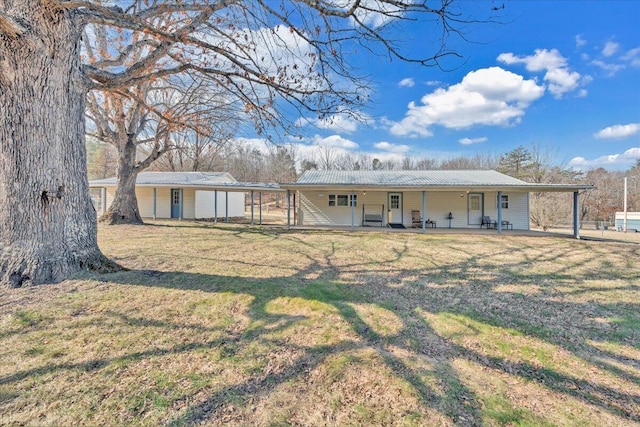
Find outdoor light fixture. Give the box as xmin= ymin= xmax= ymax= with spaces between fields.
xmin=363 ymin=191 xmax=366 ymax=196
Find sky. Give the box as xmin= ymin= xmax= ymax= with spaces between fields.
xmin=240 ymin=0 xmax=640 ymax=171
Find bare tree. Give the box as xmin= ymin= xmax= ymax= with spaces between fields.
xmin=0 ymin=0 xmax=494 ymax=287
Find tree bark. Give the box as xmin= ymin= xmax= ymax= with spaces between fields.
xmin=0 ymin=4 xmax=120 ymax=288
xmin=100 ymin=136 xmax=144 ymax=225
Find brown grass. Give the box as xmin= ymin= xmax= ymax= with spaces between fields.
xmin=1 ymin=221 xmax=639 ymax=426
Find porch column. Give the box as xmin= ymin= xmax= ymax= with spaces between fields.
xmin=214 ymin=190 xmax=218 ymax=223
xmin=287 ymin=190 xmax=291 ymax=230
xmin=497 ymin=191 xmax=503 ymax=234
xmin=259 ymin=192 xmax=263 ymax=225
xmin=422 ymin=191 xmax=426 ymax=233
xmin=250 ymin=190 xmax=254 ymax=225
xmin=351 ymin=190 xmax=355 ymax=231
xmin=294 ymin=192 xmax=297 ymax=226
xmin=225 ymin=191 xmax=229 ymax=223
xmin=101 ymin=187 xmax=107 ymax=214
xmin=573 ymin=191 xmax=580 ymax=239
xmin=152 ymin=188 xmax=157 ymax=220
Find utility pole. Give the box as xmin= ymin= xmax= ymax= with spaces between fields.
xmin=624 ymin=177 xmax=628 ymax=232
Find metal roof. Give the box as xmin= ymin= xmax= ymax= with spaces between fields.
xmin=89 ymin=172 xmax=284 ymax=192
xmin=282 ymin=170 xmax=593 ymax=192
xmin=293 ymin=170 xmax=527 ymax=186
xmin=90 ymin=172 xmax=236 ymax=186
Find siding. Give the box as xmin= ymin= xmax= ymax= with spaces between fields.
xmin=298 ymin=190 xmax=530 ymax=229
xmin=101 ymin=187 xmax=244 ymax=220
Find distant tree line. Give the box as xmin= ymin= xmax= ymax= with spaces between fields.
xmin=87 ymin=139 xmax=639 ymax=229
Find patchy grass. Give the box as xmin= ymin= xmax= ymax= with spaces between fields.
xmin=1 ymin=220 xmax=639 ymax=426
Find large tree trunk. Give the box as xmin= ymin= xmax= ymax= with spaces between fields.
xmin=0 ymin=4 xmax=120 ymax=288
xmin=100 ymin=137 xmax=144 ymax=225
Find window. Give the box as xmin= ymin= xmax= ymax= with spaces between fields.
xmin=499 ymin=194 xmax=509 ymax=209
xmin=328 ymin=194 xmax=357 ymax=207
xmin=172 ymin=190 xmax=180 ymax=205
xmin=390 ymin=194 xmax=400 ymax=209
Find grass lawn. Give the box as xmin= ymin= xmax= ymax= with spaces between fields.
xmin=1 ymin=221 xmax=639 ymax=426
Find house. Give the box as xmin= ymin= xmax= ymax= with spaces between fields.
xmin=281 ymin=170 xmax=592 ymax=236
xmin=89 ymin=172 xmax=278 ymax=220
xmin=615 ymin=212 xmax=640 ymax=232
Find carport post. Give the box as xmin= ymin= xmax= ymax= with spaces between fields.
xmin=573 ymin=191 xmax=580 ymax=239
xmin=152 ymin=188 xmax=157 ymax=220
xmin=225 ymin=191 xmax=229 ymax=223
xmin=421 ymin=191 xmax=426 ymax=233
xmin=214 ymin=190 xmax=218 ymax=223
xmin=250 ymin=190 xmax=254 ymax=225
xmin=497 ymin=191 xmax=503 ymax=234
xmin=102 ymin=187 xmax=107 ymax=214
xmin=287 ymin=190 xmax=291 ymax=230
xmin=351 ymin=190 xmax=355 ymax=231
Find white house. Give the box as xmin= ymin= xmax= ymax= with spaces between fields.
xmin=90 ymin=172 xmax=250 ymax=220
xmin=281 ymin=170 xmax=592 ymax=237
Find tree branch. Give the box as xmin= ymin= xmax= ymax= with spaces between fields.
xmin=0 ymin=10 xmax=27 ymax=37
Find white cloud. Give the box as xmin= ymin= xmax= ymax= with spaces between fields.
xmin=569 ymin=148 xmax=640 ymax=169
xmin=592 ymin=59 xmax=625 ymax=76
xmin=296 ymin=109 xmax=373 ymax=133
xmin=602 ymin=41 xmax=619 ymax=57
xmin=459 ymin=137 xmax=487 ymax=145
xmin=374 ymin=141 xmax=410 ymax=153
xmin=497 ymin=48 xmax=583 ymax=98
xmin=388 ymin=67 xmax=544 ymax=137
xmin=594 ymin=123 xmax=640 ymax=139
xmin=398 ymin=78 xmax=415 ymax=88
xmin=575 ymin=35 xmax=587 ymax=48
xmin=621 ymin=47 xmax=640 ymax=67
xmin=312 ymin=134 xmax=359 ymax=149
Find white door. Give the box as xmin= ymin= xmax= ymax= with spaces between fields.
xmin=388 ymin=192 xmax=403 ymax=224
xmin=468 ymin=193 xmax=483 ymax=225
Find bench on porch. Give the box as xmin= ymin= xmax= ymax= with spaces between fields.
xmin=362 ymin=204 xmax=385 ymax=227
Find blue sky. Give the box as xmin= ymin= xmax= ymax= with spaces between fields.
xmin=243 ymin=0 xmax=640 ymax=171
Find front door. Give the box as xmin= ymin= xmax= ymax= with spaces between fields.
xmin=171 ymin=189 xmax=181 ymax=218
xmin=388 ymin=192 xmax=403 ymax=224
xmin=468 ymin=193 xmax=483 ymax=225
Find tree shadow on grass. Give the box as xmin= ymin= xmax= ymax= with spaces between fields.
xmin=5 ymin=227 xmax=640 ymax=425
xmin=94 ymin=241 xmax=640 ymax=424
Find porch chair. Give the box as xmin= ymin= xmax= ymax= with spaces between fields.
xmin=481 ymin=216 xmax=496 ymax=229
xmin=411 ymin=210 xmax=421 ymax=228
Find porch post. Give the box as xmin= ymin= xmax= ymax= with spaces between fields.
xmin=259 ymin=192 xmax=263 ymax=225
xmin=422 ymin=191 xmax=426 ymax=233
xmin=250 ymin=190 xmax=254 ymax=225
xmin=497 ymin=191 xmax=503 ymax=234
xmin=351 ymin=190 xmax=355 ymax=231
xmin=294 ymin=192 xmax=297 ymax=226
xmin=102 ymin=187 xmax=107 ymax=214
xmin=214 ymin=190 xmax=218 ymax=224
xmin=225 ymin=191 xmax=229 ymax=223
xmin=573 ymin=191 xmax=580 ymax=239
xmin=152 ymin=187 xmax=157 ymax=220
xmin=287 ymin=190 xmax=291 ymax=230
